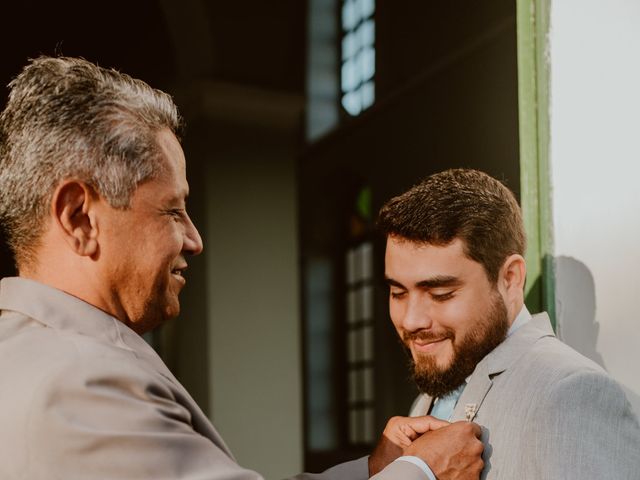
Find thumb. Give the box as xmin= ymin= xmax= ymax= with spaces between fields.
xmin=403 ymin=415 xmax=450 ymax=435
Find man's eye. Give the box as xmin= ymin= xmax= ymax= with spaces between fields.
xmin=431 ymin=291 xmax=454 ymax=302
xmin=390 ymin=290 xmax=406 ymax=299
xmin=167 ymin=209 xmax=184 ymax=219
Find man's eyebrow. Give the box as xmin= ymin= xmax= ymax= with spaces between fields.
xmin=384 ymin=277 xmax=405 ymax=289
xmin=166 ymin=189 xmax=189 ymax=205
xmin=416 ymin=276 xmax=461 ymax=289
xmin=384 ymin=275 xmax=461 ymax=289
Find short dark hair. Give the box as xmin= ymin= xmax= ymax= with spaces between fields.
xmin=0 ymin=56 xmax=183 ymax=267
xmin=377 ymin=169 xmax=526 ymax=283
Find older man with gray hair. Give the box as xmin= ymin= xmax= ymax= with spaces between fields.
xmin=0 ymin=56 xmax=483 ymax=480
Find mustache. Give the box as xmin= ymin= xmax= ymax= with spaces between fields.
xmin=402 ymin=329 xmax=454 ymax=344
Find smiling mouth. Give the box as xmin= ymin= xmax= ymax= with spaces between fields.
xmin=171 ymin=266 xmax=188 ymax=282
xmin=411 ymin=337 xmax=451 ymax=354
xmin=414 ymin=338 xmax=446 ymax=346
xmin=413 ymin=337 xmax=448 ymax=347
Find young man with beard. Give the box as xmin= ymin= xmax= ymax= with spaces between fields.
xmin=378 ymin=169 xmax=640 ymax=479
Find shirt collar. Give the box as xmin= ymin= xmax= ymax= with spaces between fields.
xmin=0 ymin=277 xmax=189 ymax=387
xmin=462 ymin=304 xmax=531 ymax=385
xmin=0 ymin=276 xmax=156 ymax=358
xmin=507 ymin=304 xmax=531 ymax=337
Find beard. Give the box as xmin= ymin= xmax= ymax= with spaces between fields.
xmin=405 ymin=291 xmax=509 ymax=398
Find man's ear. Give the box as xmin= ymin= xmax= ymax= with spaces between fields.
xmin=52 ymin=180 xmax=99 ymax=257
xmin=498 ymin=254 xmax=526 ymax=298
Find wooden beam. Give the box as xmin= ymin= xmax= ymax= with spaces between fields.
xmin=517 ymin=0 xmax=555 ymax=325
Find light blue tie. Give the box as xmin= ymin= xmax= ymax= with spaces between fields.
xmin=430 ymin=383 xmax=466 ymax=421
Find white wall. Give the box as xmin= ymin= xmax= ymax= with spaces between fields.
xmin=204 ymin=126 xmax=303 ymax=478
xmin=549 ymin=0 xmax=640 ymax=416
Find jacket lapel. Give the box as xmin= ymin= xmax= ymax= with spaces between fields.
xmin=450 ymin=361 xmax=492 ymax=422
xmin=409 ymin=393 xmax=434 ymax=417
xmin=452 ymin=313 xmax=555 ymax=422
xmin=411 ymin=313 xmax=555 ymax=422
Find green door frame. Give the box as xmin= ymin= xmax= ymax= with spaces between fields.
xmin=516 ymin=0 xmax=555 ymax=325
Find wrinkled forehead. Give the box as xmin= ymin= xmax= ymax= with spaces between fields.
xmin=141 ymin=129 xmax=189 ymax=199
xmin=156 ymin=129 xmax=186 ymax=172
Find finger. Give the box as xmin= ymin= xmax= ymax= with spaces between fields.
xmin=451 ymin=420 xmax=483 ymax=438
xmin=399 ymin=423 xmax=419 ymax=442
xmin=403 ymin=415 xmax=450 ymax=434
xmin=469 ymin=421 xmax=483 ymax=438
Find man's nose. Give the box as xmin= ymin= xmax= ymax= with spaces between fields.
xmin=183 ymin=213 xmax=203 ymax=255
xmin=402 ymin=295 xmax=433 ymax=331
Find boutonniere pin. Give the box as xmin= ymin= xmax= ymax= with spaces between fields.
xmin=464 ymin=403 xmax=478 ymax=422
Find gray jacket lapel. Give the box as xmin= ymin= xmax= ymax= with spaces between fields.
xmin=410 ymin=313 xmax=555 ymax=422
xmin=451 ymin=361 xmax=492 ymax=422
xmin=450 ymin=313 xmax=555 ymax=423
xmin=409 ymin=392 xmax=433 ymax=417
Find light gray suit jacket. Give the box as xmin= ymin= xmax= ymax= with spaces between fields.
xmin=410 ymin=312 xmax=640 ymax=479
xmin=0 ymin=278 xmax=424 ymax=480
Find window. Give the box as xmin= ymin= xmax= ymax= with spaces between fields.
xmin=345 ymin=241 xmax=376 ymax=444
xmin=341 ymin=0 xmax=375 ymax=116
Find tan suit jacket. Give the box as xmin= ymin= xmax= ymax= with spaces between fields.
xmin=410 ymin=313 xmax=640 ymax=479
xmin=0 ymin=278 xmax=424 ymax=480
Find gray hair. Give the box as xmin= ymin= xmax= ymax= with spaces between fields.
xmin=0 ymin=56 xmax=182 ymax=267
